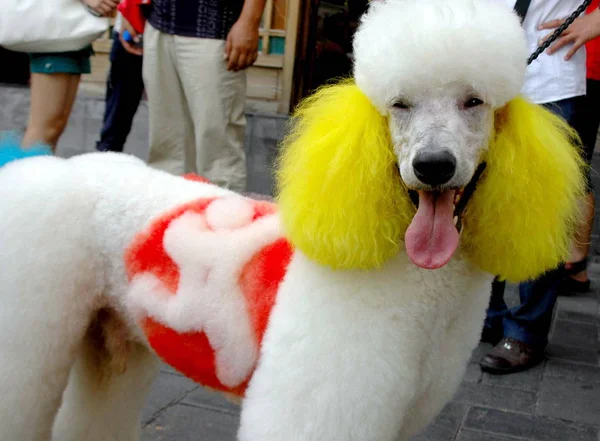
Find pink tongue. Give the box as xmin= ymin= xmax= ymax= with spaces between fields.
xmin=405 ymin=190 xmax=459 ymax=269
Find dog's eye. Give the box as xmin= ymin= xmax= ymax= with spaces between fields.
xmin=392 ymin=100 xmax=411 ymax=110
xmin=464 ymin=97 xmax=484 ymax=108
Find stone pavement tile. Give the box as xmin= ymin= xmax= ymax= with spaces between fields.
xmin=544 ymin=359 xmax=600 ymax=384
xmin=83 ymin=117 xmax=104 ymax=152
xmin=463 ymin=362 xmax=483 ymax=383
xmin=141 ymin=372 xmax=199 ymax=425
xmin=409 ymin=424 xmax=456 ymax=441
xmin=245 ymin=113 xmax=286 ymax=195
xmin=84 ymin=98 xmax=106 ymax=120
xmin=557 ymin=309 xmax=600 ymax=325
xmin=181 ymin=386 xmax=241 ymax=415
xmin=481 ymin=362 xmax=543 ymax=393
xmin=545 ymin=343 xmax=599 ymax=365
xmin=453 ymin=382 xmax=536 ymax=414
xmin=68 ymin=97 xmax=87 ymax=120
xmin=159 ymin=362 xmax=183 ymax=376
xmin=141 ymin=403 xmax=239 ymax=441
xmin=123 ymin=105 xmax=149 ymax=161
xmin=409 ymin=402 xmax=467 ymax=441
xmin=537 ymin=375 xmax=600 ymax=427
xmin=587 ymin=261 xmax=600 ymax=276
xmin=0 ymin=87 xmax=29 ymax=131
xmin=463 ymin=407 xmax=598 ymax=441
xmin=550 ymin=319 xmax=599 ymax=350
xmin=470 ymin=342 xmax=493 ymax=363
xmin=56 ymin=124 xmax=85 ymax=158
xmin=557 ymin=295 xmax=599 ymax=316
xmin=456 ymin=429 xmax=526 ymax=441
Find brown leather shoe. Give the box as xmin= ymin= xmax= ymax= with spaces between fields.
xmin=480 ymin=338 xmax=544 ymax=375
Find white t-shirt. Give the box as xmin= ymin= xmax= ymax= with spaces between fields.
xmin=493 ymin=0 xmax=586 ymax=104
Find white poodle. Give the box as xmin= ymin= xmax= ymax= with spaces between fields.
xmin=0 ymin=0 xmax=585 ymax=440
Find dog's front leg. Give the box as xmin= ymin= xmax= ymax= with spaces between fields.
xmin=237 ymin=256 xmax=420 ymax=441
xmin=237 ymin=314 xmax=419 ymax=441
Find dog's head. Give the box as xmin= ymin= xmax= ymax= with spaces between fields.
xmin=276 ymin=0 xmax=585 ymax=282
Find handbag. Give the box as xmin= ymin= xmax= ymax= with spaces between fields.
xmin=0 ymin=0 xmax=110 ymax=53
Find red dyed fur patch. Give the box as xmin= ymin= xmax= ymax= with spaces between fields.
xmin=240 ymin=238 xmax=293 ymax=342
xmin=182 ymin=173 xmax=211 ymax=183
xmin=125 ymin=195 xmax=293 ymax=396
xmin=125 ymin=199 xmax=215 ymax=293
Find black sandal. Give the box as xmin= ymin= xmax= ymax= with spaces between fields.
xmin=561 ymin=258 xmax=591 ymax=295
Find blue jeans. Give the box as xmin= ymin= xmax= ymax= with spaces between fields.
xmin=484 ymin=96 xmax=583 ymax=348
xmin=96 ymin=33 xmax=144 ymax=153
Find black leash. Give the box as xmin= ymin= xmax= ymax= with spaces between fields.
xmin=454 ymin=162 xmax=487 ymax=233
xmin=524 ymin=0 xmax=593 ymax=65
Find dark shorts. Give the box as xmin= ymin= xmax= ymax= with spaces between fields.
xmin=544 ymin=93 xmax=596 ymax=192
xmin=29 ymin=45 xmax=94 ymax=75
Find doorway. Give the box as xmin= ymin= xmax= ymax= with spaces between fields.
xmin=290 ymin=0 xmax=369 ymax=109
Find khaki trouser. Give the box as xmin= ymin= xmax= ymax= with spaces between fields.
xmin=143 ymin=23 xmax=247 ymax=192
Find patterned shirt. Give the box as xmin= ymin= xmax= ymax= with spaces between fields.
xmin=147 ymin=0 xmax=244 ymax=40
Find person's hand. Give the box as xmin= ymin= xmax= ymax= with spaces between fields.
xmin=225 ymin=18 xmax=260 ymax=72
xmin=82 ymin=0 xmax=119 ymax=17
xmin=119 ymin=18 xmax=144 ymax=56
xmin=539 ymin=9 xmax=600 ymax=61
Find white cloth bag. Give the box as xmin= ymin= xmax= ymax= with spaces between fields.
xmin=0 ymin=0 xmax=110 ymax=53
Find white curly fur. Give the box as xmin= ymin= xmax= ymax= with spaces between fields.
xmin=0 ymin=153 xmax=493 ymax=441
xmin=354 ymin=0 xmax=527 ymax=112
xmin=0 ymin=1 xmax=530 ymax=440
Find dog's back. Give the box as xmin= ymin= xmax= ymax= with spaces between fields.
xmin=0 ymin=150 xmax=235 ymax=440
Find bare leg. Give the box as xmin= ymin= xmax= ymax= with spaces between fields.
xmin=567 ymin=192 xmax=595 ymax=282
xmin=22 ymin=73 xmax=81 ymax=151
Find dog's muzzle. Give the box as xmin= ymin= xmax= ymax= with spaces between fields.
xmin=408 ymin=161 xmax=487 ymax=233
xmin=412 ymin=149 xmax=457 ymax=187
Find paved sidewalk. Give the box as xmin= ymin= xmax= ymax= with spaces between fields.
xmin=139 ymin=279 xmax=600 ymax=441
xmin=1 ymin=86 xmax=599 ymax=441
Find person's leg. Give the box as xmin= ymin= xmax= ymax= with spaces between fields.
xmin=174 ymin=36 xmax=248 ymax=192
xmin=481 ymin=268 xmax=562 ymax=374
xmin=22 ymin=72 xmax=80 ymax=151
xmin=563 ymin=81 xmax=600 ymax=290
xmin=144 ymin=24 xmax=194 ymax=175
xmin=97 ymin=33 xmax=145 ymax=153
xmin=502 ymin=268 xmax=562 ymax=347
xmin=481 ymin=278 xmax=508 ymax=344
xmin=481 ymin=97 xmax=581 ymax=374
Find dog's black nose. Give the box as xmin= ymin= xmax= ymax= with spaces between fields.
xmin=412 ymin=150 xmax=457 ymax=186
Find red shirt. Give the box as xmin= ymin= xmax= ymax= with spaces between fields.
xmin=586 ymin=0 xmax=600 ymax=80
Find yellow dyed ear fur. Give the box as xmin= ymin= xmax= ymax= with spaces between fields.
xmin=462 ymin=97 xmax=585 ymax=282
xmin=276 ymin=82 xmax=415 ymax=269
